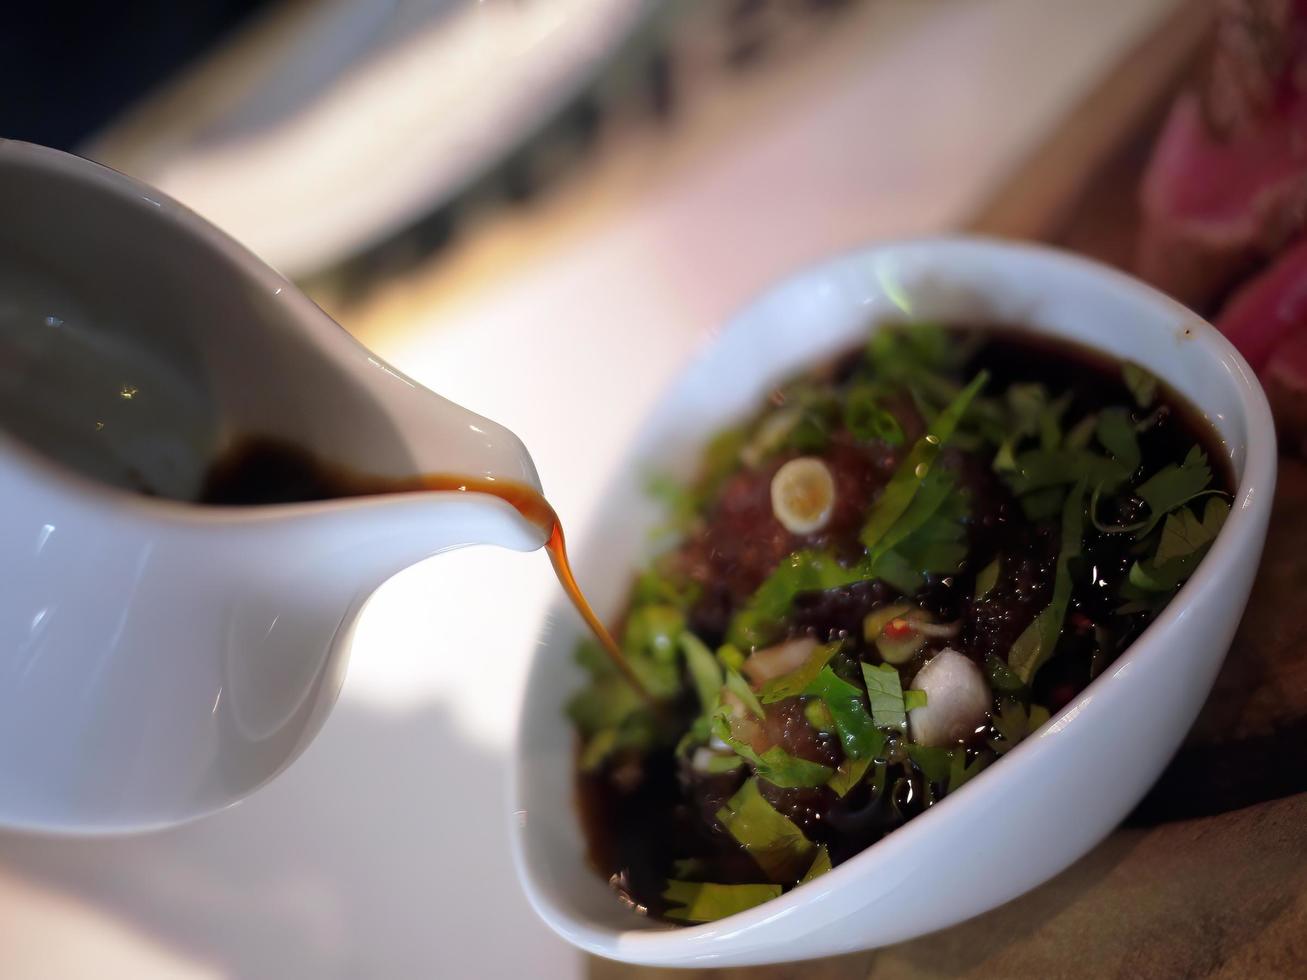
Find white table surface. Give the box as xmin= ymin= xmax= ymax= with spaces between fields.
xmin=0 ymin=1 xmax=1181 ymax=976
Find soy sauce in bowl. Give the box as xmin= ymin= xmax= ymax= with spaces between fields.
xmin=567 ymin=324 xmax=1233 ymax=925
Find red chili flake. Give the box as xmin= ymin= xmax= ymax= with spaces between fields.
xmin=1070 ymin=611 xmax=1095 ymax=632
xmin=884 ymin=618 xmax=915 ymax=640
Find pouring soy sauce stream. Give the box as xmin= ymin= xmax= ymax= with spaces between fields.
xmin=200 ymin=436 xmax=655 ymax=701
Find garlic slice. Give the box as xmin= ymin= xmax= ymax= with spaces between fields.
xmin=770 ymin=457 xmax=836 ymax=534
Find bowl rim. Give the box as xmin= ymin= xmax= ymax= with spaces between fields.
xmin=509 ymin=234 xmax=1278 ymax=962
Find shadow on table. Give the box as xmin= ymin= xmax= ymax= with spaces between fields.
xmin=0 ymin=698 xmax=572 ymax=979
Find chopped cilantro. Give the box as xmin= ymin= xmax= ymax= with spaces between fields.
xmin=1008 ymin=479 xmax=1086 ymax=684
xmin=861 ymin=371 xmax=989 ymax=556
xmin=803 ymin=666 xmax=882 ymax=760
xmin=727 ymin=551 xmax=870 ymax=649
xmin=1134 ymin=446 xmax=1214 ymax=537
xmin=845 ymin=384 xmax=905 ymax=445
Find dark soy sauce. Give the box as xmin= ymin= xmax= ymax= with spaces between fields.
xmin=199 ymin=437 xmax=649 ymax=697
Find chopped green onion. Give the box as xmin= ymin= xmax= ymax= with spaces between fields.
xmin=800 ymin=846 xmax=833 ymax=884
xmin=861 ymin=372 xmax=989 ymax=558
xmin=725 ymin=670 xmax=764 ymax=719
xmin=974 ymin=558 xmax=1001 ymax=600
xmin=681 ymin=633 xmax=724 ymax=711
xmin=862 ymin=662 xmax=909 ymax=732
xmin=759 ymin=642 xmax=840 ymax=703
xmin=904 ymin=689 xmax=928 ymax=711
xmin=662 ymin=880 xmax=784 ymax=923
xmin=714 ymin=777 xmax=815 ymax=881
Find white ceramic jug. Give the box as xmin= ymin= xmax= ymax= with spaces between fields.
xmin=0 ymin=141 xmax=546 ymax=833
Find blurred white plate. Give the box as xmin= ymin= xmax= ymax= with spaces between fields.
xmin=85 ymin=0 xmax=658 ymax=277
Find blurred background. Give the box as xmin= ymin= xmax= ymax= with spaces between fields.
xmin=0 ymin=1 xmax=1249 ymax=977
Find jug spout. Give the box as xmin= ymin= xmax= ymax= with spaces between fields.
xmin=0 ymin=141 xmax=552 ymax=832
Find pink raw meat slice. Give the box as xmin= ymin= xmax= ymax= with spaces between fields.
xmin=1137 ymin=91 xmax=1307 ymax=311
xmin=1265 ymin=330 xmax=1307 ymax=454
xmin=1215 ymin=235 xmax=1307 ymax=370
xmin=1216 ymin=237 xmax=1307 ymax=451
xmin=1137 ymin=0 xmax=1307 ymax=311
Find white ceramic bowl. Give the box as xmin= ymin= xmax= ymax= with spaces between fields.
xmin=510 ymin=238 xmax=1276 ymax=967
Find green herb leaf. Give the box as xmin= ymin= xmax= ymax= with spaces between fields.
xmin=1008 ymin=479 xmax=1086 ymax=684
xmin=845 ymin=385 xmax=905 ymax=445
xmin=948 ymin=749 xmax=988 ymax=791
xmin=711 ymin=715 xmax=833 ymax=789
xmin=904 ymin=689 xmax=928 ymax=711
xmin=727 ymin=551 xmax=870 ymax=649
xmin=717 ymin=643 xmax=746 ymax=673
xmin=704 ymin=754 xmax=745 ymax=774
xmin=663 ymin=880 xmax=784 ymax=923
xmin=714 ymin=777 xmax=816 ymax=880
xmin=699 ymin=425 xmax=749 ymax=493
xmin=725 ymin=670 xmax=765 ymax=719
xmin=1155 ymin=496 xmax=1229 ymax=564
xmin=566 ymin=673 xmax=643 ymax=735
xmin=984 ymin=654 xmax=1026 ymax=694
xmin=1123 ymin=362 xmax=1158 ymax=408
xmin=1064 ymin=413 xmax=1097 ymax=450
xmin=861 ymin=372 xmax=989 ymax=556
xmin=623 ymin=605 xmax=685 ymax=663
xmin=1134 ymin=446 xmax=1213 ymax=537
xmin=866 ymin=323 xmax=955 ymax=381
xmin=632 ymin=566 xmax=701 ymax=611
xmin=861 ymin=662 xmax=909 ymax=732
xmin=827 ymin=756 xmax=874 ymax=797
xmin=803 ymin=667 xmax=883 ymax=760
xmin=800 ymin=846 xmax=833 ymax=884
xmin=759 ymin=642 xmax=840 ymax=703
xmin=1096 ymin=407 xmax=1141 ymax=474
xmin=1122 ymin=497 xmax=1229 ymax=598
xmin=578 ymin=728 xmax=619 ymax=771
xmin=681 ymin=633 xmax=724 ymax=711
xmin=974 ymin=557 xmax=1001 ymax=600
xmin=989 ymin=700 xmax=1051 ymax=755
xmin=907 ymin=744 xmax=953 ymax=785
xmin=1039 ymin=392 xmax=1073 ymax=451
xmin=803 ymin=698 xmax=836 ymax=732
xmin=1006 ymin=449 xmax=1128 ymax=496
